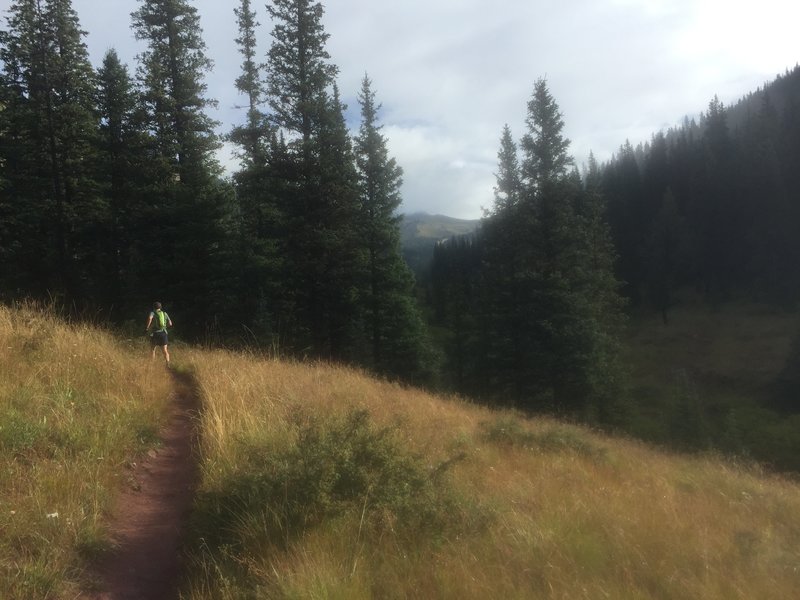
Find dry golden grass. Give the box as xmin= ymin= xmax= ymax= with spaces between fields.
xmin=4 ymin=306 xmax=797 ymax=598
xmin=184 ymin=346 xmax=800 ymax=599
xmin=0 ymin=304 xmax=173 ymax=599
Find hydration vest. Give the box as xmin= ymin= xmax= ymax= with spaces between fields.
xmin=154 ymin=309 xmax=168 ymax=331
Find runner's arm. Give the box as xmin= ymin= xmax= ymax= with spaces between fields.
xmin=145 ymin=313 xmax=153 ymax=332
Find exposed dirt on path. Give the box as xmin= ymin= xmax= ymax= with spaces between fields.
xmin=81 ymin=369 xmax=202 ymax=600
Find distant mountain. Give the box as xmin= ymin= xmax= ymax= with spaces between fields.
xmin=399 ymin=212 xmax=479 ymax=279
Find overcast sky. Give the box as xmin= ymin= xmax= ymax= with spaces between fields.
xmin=5 ymin=0 xmax=797 ymax=218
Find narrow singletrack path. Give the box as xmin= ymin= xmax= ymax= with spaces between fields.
xmin=83 ymin=369 xmax=201 ymax=600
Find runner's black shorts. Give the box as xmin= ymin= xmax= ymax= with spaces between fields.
xmin=151 ymin=331 xmax=168 ymax=346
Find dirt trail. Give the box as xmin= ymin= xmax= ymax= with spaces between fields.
xmin=82 ymin=370 xmax=201 ymax=600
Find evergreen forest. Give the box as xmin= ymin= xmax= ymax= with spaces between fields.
xmin=2 ymin=0 xmax=800 ymax=469
xmin=0 ymin=0 xmax=434 ymax=383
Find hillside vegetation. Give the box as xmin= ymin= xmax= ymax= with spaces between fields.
xmin=181 ymin=342 xmax=800 ymax=598
xmin=0 ymin=305 xmax=172 ymax=599
xmin=3 ymin=307 xmax=800 ymax=599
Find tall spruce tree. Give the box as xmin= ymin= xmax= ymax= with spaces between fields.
xmin=231 ymin=0 xmax=267 ymax=164
xmin=131 ymin=0 xmax=219 ymax=184
xmin=520 ymin=81 xmax=572 ymax=191
xmin=482 ymin=79 xmax=625 ymax=417
xmin=354 ymin=74 xmax=433 ymax=381
xmin=96 ymin=49 xmax=148 ymax=312
xmin=495 ymin=124 xmax=522 ymax=210
xmin=428 ymin=129 xmax=524 ymax=394
xmin=131 ymin=0 xmax=237 ymax=336
xmin=0 ymin=0 xmax=100 ymax=300
xmin=265 ymin=0 xmax=335 ymax=151
xmin=315 ymin=83 xmax=364 ymax=358
xmin=265 ymin=0 xmax=328 ymax=348
xmin=520 ymin=79 xmax=588 ymax=410
xmin=479 ymin=125 xmax=531 ymax=399
xmin=263 ymin=0 xmax=361 ymax=358
xmin=229 ymin=0 xmax=283 ymax=343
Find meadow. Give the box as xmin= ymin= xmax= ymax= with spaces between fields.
xmin=181 ymin=340 xmax=800 ymax=598
xmin=624 ymin=299 xmax=800 ymax=468
xmin=2 ymin=305 xmax=800 ymax=598
xmin=0 ymin=305 xmax=172 ymax=599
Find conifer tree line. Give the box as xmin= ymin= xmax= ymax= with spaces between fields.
xmin=4 ymin=0 xmax=797 ymax=425
xmin=431 ymin=66 xmax=800 ymax=422
xmin=432 ymin=80 xmax=626 ymax=420
xmin=0 ymin=0 xmax=432 ymax=383
xmin=597 ymin=66 xmax=800 ymax=317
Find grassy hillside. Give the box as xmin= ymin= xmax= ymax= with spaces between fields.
xmin=3 ymin=306 xmax=800 ymax=598
xmin=182 ymin=344 xmax=800 ymax=599
xmin=0 ymin=305 xmax=172 ymax=599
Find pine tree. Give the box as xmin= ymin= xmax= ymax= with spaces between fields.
xmin=314 ymin=83 xmax=363 ymax=358
xmin=642 ymin=131 xmax=670 ymax=223
xmin=494 ymin=124 xmax=521 ymax=211
xmin=263 ymin=0 xmax=361 ymax=358
xmin=131 ymin=0 xmax=237 ymax=336
xmin=354 ymin=74 xmax=433 ymax=381
xmin=131 ymin=0 xmax=219 ymax=184
xmin=0 ymin=86 xmax=12 ymax=290
xmin=0 ymin=0 xmax=100 ymax=299
xmin=481 ymin=79 xmax=626 ymax=417
xmin=479 ymin=125 xmax=530 ymax=398
xmin=96 ymin=49 xmax=148 ymax=311
xmin=520 ymin=80 xmax=572 ymax=191
xmin=580 ymin=155 xmax=628 ymax=421
xmin=229 ymin=0 xmax=283 ymax=344
xmin=265 ymin=0 xmax=330 ymax=353
xmin=519 ymin=79 xmax=587 ymax=410
xmin=265 ymin=0 xmax=335 ymax=150
xmin=1 ymin=0 xmax=53 ymax=293
xmin=230 ymin=0 xmax=269 ymax=166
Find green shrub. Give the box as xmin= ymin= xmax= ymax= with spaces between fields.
xmin=192 ymin=409 xmax=460 ymax=554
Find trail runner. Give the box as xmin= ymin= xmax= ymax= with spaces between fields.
xmin=146 ymin=302 xmax=173 ymax=365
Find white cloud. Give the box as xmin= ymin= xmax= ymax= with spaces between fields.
xmin=43 ymin=0 xmax=800 ymax=218
xmin=383 ymin=124 xmax=495 ymax=217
